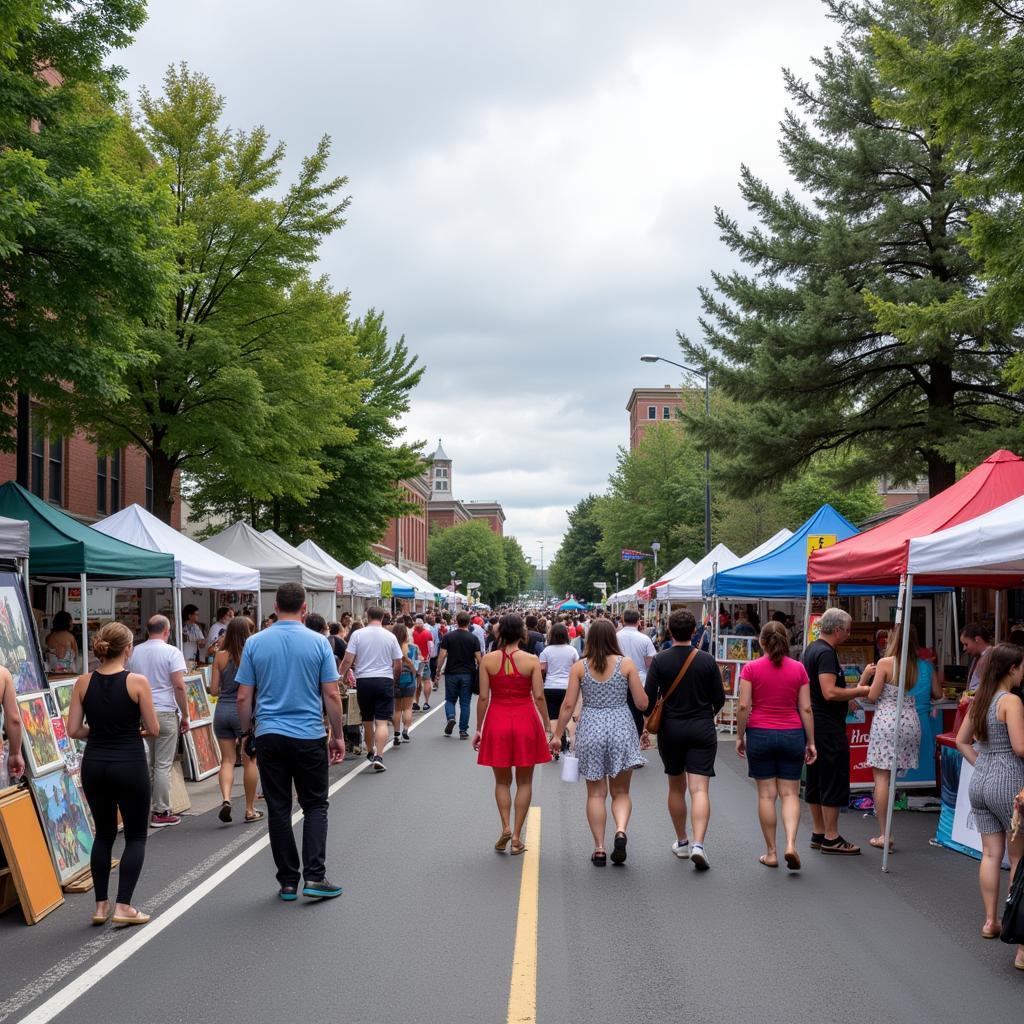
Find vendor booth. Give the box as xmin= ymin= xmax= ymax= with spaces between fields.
xmin=647 ymin=544 xmax=741 ymax=603
xmin=395 ymin=568 xmax=448 ymax=604
xmin=382 ymin=563 xmax=440 ymax=607
xmin=202 ymin=522 xmax=337 ymax=620
xmin=296 ymin=539 xmax=381 ymax=613
xmin=353 ymin=561 xmax=415 ymax=603
xmin=608 ymin=577 xmax=648 ymax=608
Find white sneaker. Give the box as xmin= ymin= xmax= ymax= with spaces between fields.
xmin=672 ymin=840 xmax=691 ymax=859
xmin=690 ymin=844 xmax=709 ymax=871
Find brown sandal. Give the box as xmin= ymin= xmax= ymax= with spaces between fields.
xmin=494 ymin=830 xmax=513 ymax=852
xmin=510 ymin=839 xmax=527 ymax=856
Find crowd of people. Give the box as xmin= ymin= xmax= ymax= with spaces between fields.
xmin=31 ymin=584 xmax=1023 ymax=972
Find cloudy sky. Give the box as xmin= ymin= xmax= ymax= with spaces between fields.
xmin=121 ymin=0 xmax=839 ymax=563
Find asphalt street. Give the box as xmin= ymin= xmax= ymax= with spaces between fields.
xmin=2 ymin=701 xmax=1021 ymax=1024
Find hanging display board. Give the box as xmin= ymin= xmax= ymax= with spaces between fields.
xmin=0 ymin=572 xmax=47 ymax=695
xmin=0 ymin=786 xmax=64 ymax=924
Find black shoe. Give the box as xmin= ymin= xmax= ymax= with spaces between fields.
xmin=394 ymin=734 xmax=402 ymax=745
xmin=365 ymin=752 xmax=375 ymax=766
xmin=611 ymin=832 xmax=628 ymax=865
xmin=459 ymin=731 xmax=469 ymax=740
xmin=809 ymin=832 xmax=825 ymax=850
xmin=302 ymin=878 xmax=343 ymax=899
xmin=373 ymin=756 xmax=387 ymax=772
xmin=278 ymin=885 xmax=298 ymax=902
xmin=444 ymin=719 xmax=456 ymax=737
xmin=412 ymin=702 xmax=421 ymax=711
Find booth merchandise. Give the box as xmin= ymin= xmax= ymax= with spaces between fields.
xmin=353 ymin=561 xmax=416 ymax=601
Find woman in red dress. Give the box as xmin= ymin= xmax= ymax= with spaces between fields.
xmin=474 ymin=613 xmax=551 ymax=854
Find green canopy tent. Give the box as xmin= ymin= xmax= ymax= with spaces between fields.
xmin=0 ymin=482 xmax=176 ymax=664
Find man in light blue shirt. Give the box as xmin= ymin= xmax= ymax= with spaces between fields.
xmin=237 ymin=582 xmax=345 ymax=901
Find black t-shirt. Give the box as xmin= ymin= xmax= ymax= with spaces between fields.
xmin=329 ymin=635 xmax=347 ymax=664
xmin=643 ymin=646 xmax=725 ymax=721
xmin=441 ymin=629 xmax=480 ymax=675
xmin=526 ymin=630 xmax=545 ymax=657
xmin=802 ymin=638 xmax=845 ymax=726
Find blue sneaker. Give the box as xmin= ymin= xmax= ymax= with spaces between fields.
xmin=278 ymin=885 xmax=298 ymax=901
xmin=302 ymin=879 xmax=343 ymax=899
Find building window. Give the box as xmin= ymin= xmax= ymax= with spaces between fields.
xmin=663 ymin=406 xmax=671 ymax=419
xmin=145 ymin=455 xmax=153 ymax=512
xmin=97 ymin=456 xmax=108 ymax=514
xmin=436 ymin=467 xmax=448 ymax=479
xmin=647 ymin=406 xmax=656 ymax=419
xmin=48 ymin=436 xmax=64 ymax=505
xmin=30 ymin=427 xmax=45 ymax=498
xmin=436 ymin=480 xmax=448 ymax=492
xmin=110 ymin=449 xmax=122 ymax=512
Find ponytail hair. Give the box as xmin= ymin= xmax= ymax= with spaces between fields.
xmin=93 ymin=621 xmax=133 ymax=662
xmin=759 ymin=621 xmax=789 ymax=666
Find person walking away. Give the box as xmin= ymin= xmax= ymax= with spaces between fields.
xmin=128 ymin=615 xmax=189 ymax=828
xmin=206 ymin=606 xmax=234 ymax=661
xmin=236 ymin=583 xmax=345 ymax=901
xmin=550 ymin=619 xmax=647 ymax=866
xmin=338 ymin=606 xmax=402 ymax=772
xmin=44 ymin=610 xmax=79 ymax=673
xmin=210 ymin=616 xmax=261 ymax=824
xmin=426 ymin=612 xmax=441 ymax=685
xmin=68 ymin=622 xmax=159 ymax=925
xmin=802 ymin=607 xmax=871 ymax=855
xmin=524 ymin=614 xmax=545 ymax=657
xmin=474 ymin=614 xmax=550 ymax=854
xmin=180 ymin=604 xmax=207 ymax=668
xmin=392 ymin=623 xmax=418 ymax=745
xmin=616 ymin=609 xmax=656 ymax=740
xmin=736 ymin=621 xmax=816 ymax=870
xmin=539 ymin=623 xmax=579 ymax=757
xmin=641 ymin=609 xmax=724 ymax=869
xmin=0 ymin=666 xmax=25 ymax=779
xmin=955 ymin=642 xmax=1024 ymax=964
xmin=437 ymin=611 xmax=482 ymax=739
xmin=412 ymin=617 xmax=434 ymax=711
xmin=864 ymin=623 xmax=931 ymax=850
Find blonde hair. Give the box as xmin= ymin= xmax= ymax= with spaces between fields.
xmin=93 ymin=621 xmax=134 ymax=661
xmin=883 ymin=623 xmax=919 ymax=691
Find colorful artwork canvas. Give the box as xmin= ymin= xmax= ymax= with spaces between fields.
xmin=187 ymin=723 xmax=220 ymax=780
xmin=16 ymin=693 xmax=63 ymax=775
xmin=49 ymin=715 xmax=80 ymax=772
xmin=49 ymin=678 xmax=85 ymax=755
xmin=0 ymin=575 xmax=45 ymax=695
xmin=717 ymin=636 xmax=754 ymax=663
xmin=718 ymin=662 xmax=738 ymax=696
xmin=28 ymin=768 xmax=94 ymax=884
xmin=842 ymin=665 xmax=863 ymax=687
xmin=185 ymin=675 xmax=212 ymax=724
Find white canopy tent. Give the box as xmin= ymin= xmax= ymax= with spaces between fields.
xmin=353 ymin=561 xmax=417 ymax=600
xmin=202 ymin=522 xmax=337 ymax=619
xmin=398 ymin=567 xmax=448 ymax=600
xmin=650 ymin=544 xmax=741 ymax=602
xmin=0 ymin=515 xmax=29 ymax=561
xmin=608 ymin=577 xmax=648 ymax=607
xmin=296 ymin=539 xmax=380 ymax=598
xmin=383 ymin=563 xmax=439 ymax=603
xmin=94 ymin=504 xmax=262 ymax=647
xmin=647 ymin=557 xmax=695 ymax=591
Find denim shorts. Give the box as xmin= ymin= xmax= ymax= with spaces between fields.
xmin=745 ymin=727 xmax=806 ymax=781
xmin=213 ymin=699 xmax=241 ymax=740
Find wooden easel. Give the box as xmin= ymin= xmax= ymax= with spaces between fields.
xmin=0 ymin=786 xmax=64 ymax=924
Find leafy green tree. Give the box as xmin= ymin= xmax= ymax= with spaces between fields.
xmin=548 ymin=495 xmax=619 ymax=601
xmin=499 ymin=536 xmax=532 ymax=604
xmin=427 ymin=520 xmax=507 ymax=604
xmin=594 ymin=424 xmax=707 ymax=574
xmin=56 ymin=64 xmax=355 ymax=522
xmin=1 ymin=1 xmax=174 ymax=445
xmin=680 ymin=0 xmax=1024 ymax=498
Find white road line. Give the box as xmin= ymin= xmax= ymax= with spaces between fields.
xmin=15 ymin=703 xmax=446 ymax=1024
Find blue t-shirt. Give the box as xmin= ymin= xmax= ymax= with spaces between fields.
xmin=235 ymin=620 xmax=340 ymax=739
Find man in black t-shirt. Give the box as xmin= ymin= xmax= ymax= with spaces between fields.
xmin=524 ymin=614 xmax=545 ymax=657
xmin=436 ymin=611 xmax=483 ymax=739
xmin=801 ymin=607 xmax=871 ymax=856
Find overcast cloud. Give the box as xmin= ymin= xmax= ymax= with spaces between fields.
xmin=121 ymin=0 xmax=839 ymax=564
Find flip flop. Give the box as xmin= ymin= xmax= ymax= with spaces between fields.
xmin=244 ymin=810 xmax=264 ymax=823
xmin=591 ymin=850 xmax=607 ymax=866
xmin=510 ymin=840 xmax=527 ymax=856
xmin=91 ymin=908 xmax=112 ymax=926
xmin=112 ymin=911 xmax=151 ymax=927
xmin=218 ymin=800 xmax=232 ymax=823
xmin=868 ymin=836 xmax=894 ymax=852
xmin=981 ymin=925 xmax=1001 ymax=939
xmin=494 ymin=830 xmax=513 ymax=852
xmin=759 ymin=855 xmax=778 ymax=868
xmin=784 ymin=851 xmax=801 ymax=871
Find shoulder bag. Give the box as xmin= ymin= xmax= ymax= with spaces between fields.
xmin=646 ymin=648 xmax=699 ymax=734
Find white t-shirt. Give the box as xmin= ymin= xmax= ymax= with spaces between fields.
xmin=539 ymin=644 xmax=579 ymax=689
xmin=616 ymin=627 xmax=656 ymax=682
xmin=470 ymin=623 xmax=487 ymax=652
xmin=347 ymin=624 xmax=403 ymax=679
xmin=128 ymin=638 xmax=187 ymax=713
xmin=206 ymin=620 xmax=229 ymax=650
xmin=182 ymin=622 xmax=204 ymax=664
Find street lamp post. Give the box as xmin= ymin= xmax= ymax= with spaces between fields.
xmin=641 ymin=353 xmax=712 ymax=555
xmin=539 ymin=542 xmax=546 ymax=602
xmin=651 ymin=540 xmax=660 ymax=575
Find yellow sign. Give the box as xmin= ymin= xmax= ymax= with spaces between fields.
xmin=380 ymin=580 xmax=393 ymax=598
xmin=807 ymin=534 xmax=838 ymax=556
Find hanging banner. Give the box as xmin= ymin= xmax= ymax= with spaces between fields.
xmin=621 ymin=549 xmax=648 ymax=562
xmin=335 ymin=575 xmax=345 ymax=595
xmin=806 ymin=534 xmax=838 ymax=556
xmin=380 ymin=580 xmax=392 ymax=598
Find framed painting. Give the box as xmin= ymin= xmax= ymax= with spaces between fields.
xmin=718 ymin=662 xmax=738 ymax=697
xmin=16 ymin=692 xmax=63 ymax=776
xmin=28 ymin=768 xmax=94 ymax=885
xmin=49 ymin=678 xmax=85 ymax=755
xmin=0 ymin=574 xmax=46 ymax=695
xmin=185 ymin=675 xmax=212 ymax=725
xmin=186 ymin=723 xmax=221 ymax=781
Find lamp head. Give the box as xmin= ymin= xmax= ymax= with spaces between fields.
xmin=639 ymin=354 xmax=659 ymax=363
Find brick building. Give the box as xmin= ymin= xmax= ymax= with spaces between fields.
xmin=425 ymin=440 xmax=504 ymax=536
xmin=626 ymin=385 xmax=685 ymax=450
xmin=371 ymin=475 xmax=430 ymax=578
xmin=0 ymin=405 xmax=180 ymax=527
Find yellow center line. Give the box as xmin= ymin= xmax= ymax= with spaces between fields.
xmin=507 ymin=806 xmax=541 ymax=1024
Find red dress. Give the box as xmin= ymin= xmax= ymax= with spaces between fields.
xmin=477 ymin=649 xmax=552 ymax=768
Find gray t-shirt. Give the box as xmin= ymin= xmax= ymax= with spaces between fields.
xmin=128 ymin=638 xmax=187 ymax=713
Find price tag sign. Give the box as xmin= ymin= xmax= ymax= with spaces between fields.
xmin=806 ymin=534 xmax=838 ymax=556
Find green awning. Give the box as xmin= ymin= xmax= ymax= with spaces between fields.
xmin=0 ymin=481 xmax=175 ymax=580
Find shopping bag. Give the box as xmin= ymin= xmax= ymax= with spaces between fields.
xmin=1000 ymin=855 xmax=1024 ymax=944
xmin=560 ymin=750 xmax=579 ymax=783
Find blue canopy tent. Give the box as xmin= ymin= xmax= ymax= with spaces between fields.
xmin=557 ymin=599 xmax=588 ymax=610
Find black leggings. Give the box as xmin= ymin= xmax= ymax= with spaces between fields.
xmin=80 ymin=758 xmax=150 ymax=904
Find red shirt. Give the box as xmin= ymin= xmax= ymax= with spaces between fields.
xmin=567 ymin=625 xmax=577 ymax=639
xmin=740 ymin=655 xmax=808 ymax=730
xmin=412 ymin=626 xmax=432 ymax=660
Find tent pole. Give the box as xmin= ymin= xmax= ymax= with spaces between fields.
xmin=882 ymin=573 xmax=913 ymax=873
xmin=803 ymin=582 xmax=812 ymax=649
xmin=173 ymin=584 xmax=184 ymax=653
xmin=995 ymin=589 xmax=1003 ymax=642
xmin=952 ymin=589 xmax=960 ymax=666
xmin=80 ymin=572 xmax=89 ymax=674
xmin=256 ymin=590 xmax=263 ymax=628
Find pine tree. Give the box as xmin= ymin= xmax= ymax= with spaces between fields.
xmin=680 ymin=0 xmax=1024 ymax=497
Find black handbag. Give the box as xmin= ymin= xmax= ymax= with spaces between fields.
xmin=1001 ymin=852 xmax=1024 ymax=944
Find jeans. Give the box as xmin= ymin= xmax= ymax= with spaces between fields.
xmin=146 ymin=711 xmax=180 ymax=814
xmin=444 ymin=673 xmax=473 ymax=733
xmin=255 ymin=732 xmax=330 ymax=886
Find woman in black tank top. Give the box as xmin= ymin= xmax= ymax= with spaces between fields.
xmin=69 ymin=622 xmax=159 ymax=927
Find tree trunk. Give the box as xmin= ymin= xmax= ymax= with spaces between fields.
xmin=926 ymin=362 xmax=957 ymax=497
xmin=15 ymin=393 xmax=30 ymax=487
xmin=151 ymin=449 xmax=177 ymax=524
xmin=272 ymin=498 xmax=281 ymax=534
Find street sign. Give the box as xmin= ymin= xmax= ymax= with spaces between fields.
xmin=621 ymin=549 xmax=648 ymax=562
xmin=593 ymin=581 xmax=607 ymax=588
xmin=806 ymin=534 xmax=838 ymax=556
xmin=467 ymin=581 xmax=481 ymax=590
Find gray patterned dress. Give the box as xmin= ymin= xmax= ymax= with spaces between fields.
xmin=575 ymin=657 xmax=646 ymax=780
xmin=968 ymin=691 xmax=1024 ymax=834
